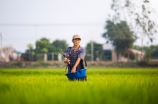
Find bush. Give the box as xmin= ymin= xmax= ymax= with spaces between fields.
xmin=137 ymin=60 xmax=148 ymax=66
xmin=3 ymin=62 xmax=24 ymax=68
xmin=35 ymin=54 xmax=44 ymax=61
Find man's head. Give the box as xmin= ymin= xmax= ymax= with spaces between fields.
xmin=72 ymin=34 xmax=81 ymax=47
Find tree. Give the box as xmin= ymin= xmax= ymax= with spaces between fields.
xmin=35 ymin=38 xmax=69 ymax=54
xmin=41 ymin=48 xmax=48 ymax=53
xmin=110 ymin=0 xmax=157 ymax=56
xmin=51 ymin=40 xmax=68 ymax=53
xmin=103 ymin=20 xmax=136 ymax=61
xmin=35 ymin=38 xmax=51 ymax=53
xmin=27 ymin=44 xmax=33 ymax=61
xmin=151 ymin=45 xmax=158 ymax=59
xmin=31 ymin=51 xmax=35 ymax=61
xmin=85 ymin=41 xmax=103 ymax=61
xmin=35 ymin=38 xmax=57 ymax=54
xmin=144 ymin=48 xmax=153 ymax=62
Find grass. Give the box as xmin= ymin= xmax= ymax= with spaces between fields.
xmin=0 ymin=68 xmax=158 ymax=104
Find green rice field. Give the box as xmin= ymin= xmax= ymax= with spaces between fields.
xmin=0 ymin=68 xmax=158 ymax=104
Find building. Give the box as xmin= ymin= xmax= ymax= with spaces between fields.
xmin=0 ymin=45 xmax=21 ymax=63
xmin=102 ymin=43 xmax=144 ymax=62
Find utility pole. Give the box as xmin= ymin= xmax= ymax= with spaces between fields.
xmin=52 ymin=53 xmax=54 ymax=61
xmin=91 ymin=40 xmax=94 ymax=63
xmin=34 ymin=25 xmax=37 ymax=49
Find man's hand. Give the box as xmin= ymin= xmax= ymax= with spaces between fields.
xmin=71 ymin=66 xmax=76 ymax=73
xmin=71 ymin=58 xmax=81 ymax=73
xmin=64 ymin=59 xmax=70 ymax=64
xmin=64 ymin=57 xmax=70 ymax=64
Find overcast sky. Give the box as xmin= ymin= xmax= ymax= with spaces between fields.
xmin=0 ymin=0 xmax=158 ymax=53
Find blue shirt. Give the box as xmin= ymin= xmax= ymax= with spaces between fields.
xmin=63 ymin=46 xmax=86 ymax=71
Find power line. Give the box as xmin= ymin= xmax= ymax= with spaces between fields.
xmin=3 ymin=38 xmax=35 ymax=40
xmin=0 ymin=23 xmax=104 ymax=27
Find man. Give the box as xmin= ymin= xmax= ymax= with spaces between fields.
xmin=63 ymin=34 xmax=87 ymax=80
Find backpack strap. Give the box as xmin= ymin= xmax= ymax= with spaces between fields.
xmin=84 ymin=59 xmax=87 ymax=68
xmin=69 ymin=47 xmax=73 ymax=55
xmin=65 ymin=64 xmax=71 ymax=74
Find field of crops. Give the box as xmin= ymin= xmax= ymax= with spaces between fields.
xmin=0 ymin=68 xmax=158 ymax=104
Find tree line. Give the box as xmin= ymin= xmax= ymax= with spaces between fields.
xmin=22 ymin=36 xmax=158 ymax=62
xmin=22 ymin=38 xmax=68 ymax=61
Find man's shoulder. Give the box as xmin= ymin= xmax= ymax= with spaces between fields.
xmin=79 ymin=46 xmax=85 ymax=51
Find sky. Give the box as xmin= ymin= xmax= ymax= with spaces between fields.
xmin=0 ymin=0 xmax=158 ymax=53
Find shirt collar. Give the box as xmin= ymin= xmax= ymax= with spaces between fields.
xmin=72 ymin=45 xmax=80 ymax=51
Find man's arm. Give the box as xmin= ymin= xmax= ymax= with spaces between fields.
xmin=71 ymin=58 xmax=81 ymax=73
xmin=63 ymin=47 xmax=71 ymax=64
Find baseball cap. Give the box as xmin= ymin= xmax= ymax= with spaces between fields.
xmin=72 ymin=34 xmax=81 ymax=40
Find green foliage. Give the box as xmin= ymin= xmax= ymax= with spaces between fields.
xmin=27 ymin=44 xmax=33 ymax=49
xmin=123 ymin=51 xmax=135 ymax=60
xmin=133 ymin=45 xmax=158 ymax=59
xmin=137 ymin=60 xmax=148 ymax=66
xmin=2 ymin=62 xmax=24 ymax=68
xmin=85 ymin=41 xmax=103 ymax=60
xmin=47 ymin=44 xmax=56 ymax=52
xmin=150 ymin=45 xmax=158 ymax=59
xmin=35 ymin=54 xmax=45 ymax=61
xmin=21 ymin=53 xmax=29 ymax=61
xmin=0 ymin=68 xmax=158 ymax=104
xmin=25 ymin=38 xmax=69 ymax=61
xmin=52 ymin=40 xmax=68 ymax=53
xmin=144 ymin=48 xmax=153 ymax=62
xmin=35 ymin=38 xmax=68 ymax=54
xmin=27 ymin=43 xmax=34 ymax=61
xmin=103 ymin=20 xmax=135 ymax=60
xmin=133 ymin=45 xmax=141 ymax=51
xmin=35 ymin=38 xmax=52 ymax=53
xmin=41 ymin=48 xmax=48 ymax=53
xmin=35 ymin=61 xmax=50 ymax=68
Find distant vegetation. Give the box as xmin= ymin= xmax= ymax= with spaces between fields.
xmin=133 ymin=45 xmax=158 ymax=59
xmin=21 ymin=38 xmax=69 ymax=61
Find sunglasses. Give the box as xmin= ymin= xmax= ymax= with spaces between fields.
xmin=73 ymin=38 xmax=81 ymax=41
